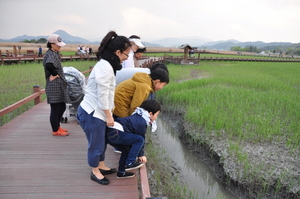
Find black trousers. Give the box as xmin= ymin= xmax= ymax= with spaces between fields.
xmin=50 ymin=102 xmax=66 ymax=132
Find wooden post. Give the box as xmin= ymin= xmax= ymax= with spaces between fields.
xmin=33 ymin=86 xmax=42 ymax=105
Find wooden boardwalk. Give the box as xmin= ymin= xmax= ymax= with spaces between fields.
xmin=0 ymin=101 xmax=142 ymax=199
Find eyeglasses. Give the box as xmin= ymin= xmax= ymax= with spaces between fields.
xmin=123 ymin=52 xmax=129 ymax=57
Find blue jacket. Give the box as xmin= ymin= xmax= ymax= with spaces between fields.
xmin=116 ymin=113 xmax=147 ymax=156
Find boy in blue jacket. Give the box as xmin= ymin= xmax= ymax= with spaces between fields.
xmin=106 ymin=99 xmax=161 ymax=178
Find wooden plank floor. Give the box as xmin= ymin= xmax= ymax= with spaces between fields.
xmin=0 ymin=101 xmax=140 ymax=199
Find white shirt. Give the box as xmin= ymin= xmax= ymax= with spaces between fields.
xmin=116 ymin=68 xmax=150 ymax=85
xmin=80 ymin=59 xmax=115 ymax=121
xmin=121 ymin=49 xmax=134 ymax=68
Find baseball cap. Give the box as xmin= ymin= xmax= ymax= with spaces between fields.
xmin=47 ymin=34 xmax=66 ymax=47
xmin=129 ymin=38 xmax=145 ymax=48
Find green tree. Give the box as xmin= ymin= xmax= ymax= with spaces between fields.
xmin=36 ymin=38 xmax=47 ymax=43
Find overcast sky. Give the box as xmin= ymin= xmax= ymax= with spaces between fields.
xmin=0 ymin=0 xmax=299 ymax=43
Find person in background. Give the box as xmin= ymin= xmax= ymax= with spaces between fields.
xmin=38 ymin=45 xmax=42 ymax=57
xmin=43 ymin=34 xmax=70 ymax=136
xmin=122 ymin=35 xmax=145 ymax=68
xmin=133 ymin=47 xmax=146 ymax=67
xmin=76 ymin=31 xmax=131 ymax=185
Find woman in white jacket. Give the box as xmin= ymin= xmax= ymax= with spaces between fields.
xmin=77 ymin=31 xmax=131 ymax=185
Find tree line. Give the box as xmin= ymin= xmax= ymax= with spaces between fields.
xmin=230 ymin=45 xmax=300 ymax=55
xmin=21 ymin=38 xmax=47 ymax=43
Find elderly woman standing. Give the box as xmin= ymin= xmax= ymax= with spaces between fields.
xmin=77 ymin=31 xmax=131 ymax=185
xmin=43 ymin=34 xmax=70 ymax=136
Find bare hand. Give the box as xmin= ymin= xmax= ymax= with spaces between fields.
xmin=139 ymin=156 xmax=147 ymax=163
xmin=49 ymin=75 xmax=59 ymax=81
xmin=106 ymin=116 xmax=114 ymax=127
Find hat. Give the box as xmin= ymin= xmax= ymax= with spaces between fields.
xmin=129 ymin=38 xmax=145 ymax=48
xmin=47 ymin=34 xmax=66 ymax=47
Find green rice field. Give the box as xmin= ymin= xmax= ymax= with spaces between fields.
xmin=155 ymin=61 xmax=299 ymax=197
xmin=156 ymin=62 xmax=300 ymax=149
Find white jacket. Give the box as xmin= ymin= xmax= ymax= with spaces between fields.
xmin=80 ymin=59 xmax=115 ymax=121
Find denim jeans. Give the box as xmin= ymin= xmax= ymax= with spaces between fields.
xmin=77 ymin=105 xmax=107 ymax=167
xmin=106 ymin=127 xmax=144 ymax=172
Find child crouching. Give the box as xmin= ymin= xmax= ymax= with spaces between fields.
xmin=106 ymin=99 xmax=161 ymax=178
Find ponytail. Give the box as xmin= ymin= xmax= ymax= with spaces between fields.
xmin=96 ymin=31 xmax=131 ymax=60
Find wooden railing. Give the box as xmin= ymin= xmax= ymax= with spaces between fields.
xmin=0 ymin=68 xmax=92 ymax=117
xmin=163 ymin=55 xmax=300 ymax=63
xmin=1 ymin=55 xmax=98 ymax=65
xmin=140 ymin=57 xmax=165 ymax=68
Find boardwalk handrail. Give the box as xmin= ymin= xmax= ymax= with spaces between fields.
xmin=0 ymin=86 xmax=45 ymax=117
xmin=0 ymin=68 xmax=92 ymax=117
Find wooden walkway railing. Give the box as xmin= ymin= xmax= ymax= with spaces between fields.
xmin=0 ymin=55 xmax=98 ymax=65
xmin=163 ymin=55 xmax=300 ymax=64
xmin=0 ymin=68 xmax=91 ymax=117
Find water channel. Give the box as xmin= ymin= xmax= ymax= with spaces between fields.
xmin=154 ymin=117 xmax=238 ymax=199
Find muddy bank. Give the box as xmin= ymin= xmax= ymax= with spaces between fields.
xmin=147 ymin=110 xmax=299 ymax=199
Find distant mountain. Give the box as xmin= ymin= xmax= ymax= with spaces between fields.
xmin=53 ymin=30 xmax=90 ymax=44
xmin=202 ymin=39 xmax=241 ymax=46
xmin=150 ymin=36 xmax=211 ymax=47
xmin=143 ymin=41 xmax=163 ymax=47
xmin=2 ymin=34 xmax=48 ymax=43
xmin=0 ymin=30 xmax=92 ymax=44
xmin=200 ymin=40 xmax=294 ymax=50
xmin=0 ymin=30 xmax=297 ymax=50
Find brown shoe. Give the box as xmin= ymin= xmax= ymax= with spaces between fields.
xmin=52 ymin=129 xmax=69 ymax=136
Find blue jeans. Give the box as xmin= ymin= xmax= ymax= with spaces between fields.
xmin=106 ymin=127 xmax=144 ymax=172
xmin=77 ymin=105 xmax=106 ymax=167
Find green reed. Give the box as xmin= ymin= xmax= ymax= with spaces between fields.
xmin=157 ymin=62 xmax=300 ymax=149
xmin=156 ymin=62 xmax=300 ymax=196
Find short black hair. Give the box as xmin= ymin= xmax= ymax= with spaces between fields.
xmin=139 ymin=99 xmax=161 ymax=114
xmin=150 ymin=68 xmax=169 ymax=84
xmin=150 ymin=63 xmax=169 ymax=73
xmin=135 ymin=47 xmax=146 ymax=53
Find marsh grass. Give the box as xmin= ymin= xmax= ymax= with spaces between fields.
xmin=156 ymin=62 xmax=300 ymax=196
xmin=0 ymin=60 xmax=97 ymax=126
xmin=158 ymin=62 xmax=300 ymax=149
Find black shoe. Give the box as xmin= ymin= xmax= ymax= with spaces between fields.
xmin=114 ymin=148 xmax=122 ymax=154
xmin=125 ymin=162 xmax=144 ymax=171
xmin=99 ymin=168 xmax=117 ymax=175
xmin=90 ymin=172 xmax=110 ymax=185
xmin=116 ymin=171 xmax=135 ymax=179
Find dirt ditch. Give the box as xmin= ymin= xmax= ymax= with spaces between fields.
xmin=146 ymin=110 xmax=299 ymax=199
